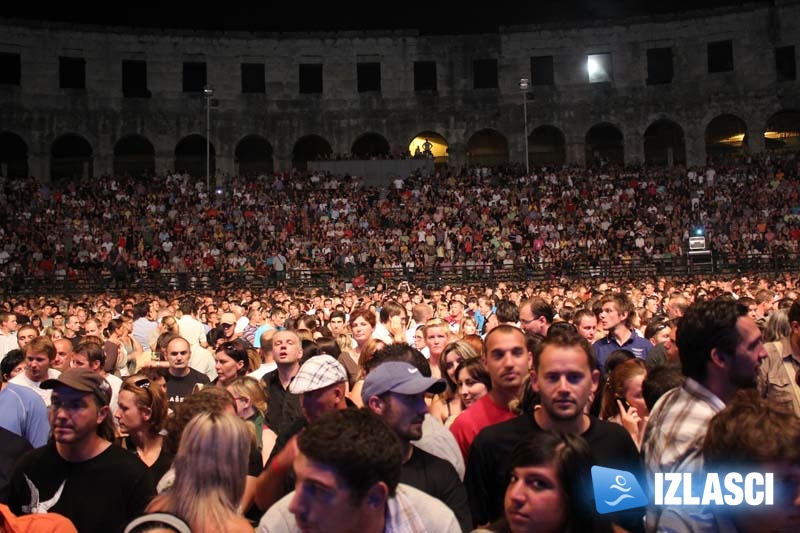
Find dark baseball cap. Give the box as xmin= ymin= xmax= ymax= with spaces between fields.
xmin=42 ymin=368 xmax=112 ymax=406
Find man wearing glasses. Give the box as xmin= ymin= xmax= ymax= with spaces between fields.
xmin=517 ymin=297 xmax=554 ymax=337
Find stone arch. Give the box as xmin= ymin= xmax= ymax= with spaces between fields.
xmin=235 ymin=135 xmax=274 ymax=176
xmin=175 ymin=134 xmax=215 ymax=178
xmin=351 ymin=132 xmax=390 ymax=158
xmin=51 ymin=134 xmax=93 ymax=181
xmin=705 ymin=114 xmax=747 ymax=159
xmin=529 ymin=125 xmax=566 ymax=166
xmin=764 ymin=110 xmax=800 ymax=151
xmin=114 ymin=134 xmax=155 ymax=178
xmin=409 ymin=130 xmax=449 ymax=162
xmin=0 ymin=131 xmax=29 ymax=178
xmin=292 ymin=134 xmax=333 ymax=170
xmin=585 ymin=122 xmax=624 ymax=166
xmin=466 ymin=129 xmax=509 ymax=166
xmin=644 ymin=119 xmax=686 ymax=165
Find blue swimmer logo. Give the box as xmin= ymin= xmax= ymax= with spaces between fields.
xmin=591 ymin=466 xmax=649 ymax=514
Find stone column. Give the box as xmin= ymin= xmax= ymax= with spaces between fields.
xmin=155 ymin=151 xmax=173 ymax=176
xmin=746 ymin=124 xmax=765 ymax=153
xmin=685 ymin=127 xmax=706 ymax=167
xmin=624 ymin=130 xmax=644 ymax=166
xmin=448 ymin=142 xmax=466 ymax=169
xmin=566 ymin=138 xmax=585 ymax=166
xmin=94 ymin=155 xmax=113 ymax=177
xmin=274 ymin=151 xmax=293 ymax=173
xmin=29 ymin=154 xmax=50 ymax=182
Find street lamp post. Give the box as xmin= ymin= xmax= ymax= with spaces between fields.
xmin=203 ymin=85 xmax=214 ymax=191
xmin=519 ymin=78 xmax=529 ymax=175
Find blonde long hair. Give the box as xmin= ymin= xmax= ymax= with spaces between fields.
xmin=147 ymin=412 xmax=250 ymax=532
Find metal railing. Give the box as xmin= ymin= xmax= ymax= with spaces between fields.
xmin=1 ymin=251 xmax=795 ymax=296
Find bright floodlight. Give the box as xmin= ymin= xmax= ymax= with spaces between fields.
xmin=519 ymin=78 xmax=529 ymax=90
xmin=587 ymin=57 xmax=600 ymax=77
xmin=587 ymin=53 xmax=612 ymax=83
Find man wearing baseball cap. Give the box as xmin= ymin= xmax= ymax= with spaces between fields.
xmin=6 ymin=369 xmax=156 ymax=533
xmin=363 ymin=361 xmax=472 ymax=531
xmin=254 ymin=354 xmax=350 ymax=512
xmin=219 ymin=312 xmax=241 ymax=343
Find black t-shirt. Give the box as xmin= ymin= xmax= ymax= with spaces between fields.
xmin=402 ymin=446 xmax=472 ymax=533
xmin=0 ymin=426 xmax=32 ymax=502
xmin=7 ymin=442 xmax=156 ymax=533
xmin=261 ymin=368 xmax=303 ymax=437
xmin=465 ymin=413 xmax=643 ymax=529
xmin=120 ymin=436 xmax=174 ymax=486
xmin=166 ymin=368 xmax=210 ymax=406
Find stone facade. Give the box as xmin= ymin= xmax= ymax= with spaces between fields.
xmin=1 ymin=2 xmax=799 ymax=180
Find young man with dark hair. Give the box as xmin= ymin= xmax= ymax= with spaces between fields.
xmin=7 ymin=369 xmax=155 ymax=532
xmin=518 ymin=297 xmax=554 ymax=337
xmin=258 ymin=409 xmax=460 ymax=532
xmin=450 ymin=325 xmax=530 ymax=461
xmin=494 ymin=299 xmax=519 ymax=326
xmin=659 ymin=390 xmax=800 ymax=532
xmin=572 ymin=308 xmax=598 ymax=343
xmin=363 ymin=361 xmax=472 ymax=531
xmin=366 ymin=344 xmax=466 ymax=480
xmin=642 ymin=299 xmax=767 ymax=530
xmin=372 ymin=300 xmax=406 ymax=345
xmin=465 ymin=329 xmax=642 ymax=529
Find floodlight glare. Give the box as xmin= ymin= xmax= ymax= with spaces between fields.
xmin=587 ymin=57 xmax=601 ymax=78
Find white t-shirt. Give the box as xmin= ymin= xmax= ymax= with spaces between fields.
xmin=0 ymin=332 xmax=18 ymax=363
xmin=105 ymin=373 xmax=122 ymax=425
xmin=247 ymin=362 xmax=277 ymax=381
xmin=177 ymin=315 xmax=207 ymax=347
xmin=9 ymin=368 xmax=61 ymax=406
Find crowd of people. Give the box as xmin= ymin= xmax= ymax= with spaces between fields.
xmin=0 ymin=270 xmax=799 ymax=531
xmin=1 ymin=151 xmax=800 ymax=290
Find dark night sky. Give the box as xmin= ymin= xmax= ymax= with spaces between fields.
xmin=0 ymin=1 xmax=764 ymax=34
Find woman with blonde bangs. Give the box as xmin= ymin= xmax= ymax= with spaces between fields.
xmin=226 ymin=376 xmax=277 ymax=465
xmin=42 ymin=325 xmax=64 ymax=340
xmin=430 ymin=340 xmax=480 ymax=425
xmin=335 ymin=332 xmax=360 ymax=388
xmin=459 ymin=316 xmax=478 ymax=337
xmin=146 ymin=412 xmax=253 ymax=533
xmin=116 ymin=375 xmax=172 ymax=482
xmin=424 ymin=318 xmax=452 ymax=379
